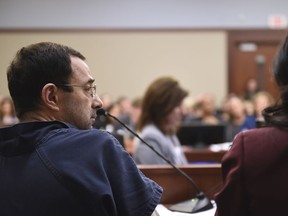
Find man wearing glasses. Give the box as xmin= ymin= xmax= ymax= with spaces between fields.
xmin=0 ymin=42 xmax=162 ymax=216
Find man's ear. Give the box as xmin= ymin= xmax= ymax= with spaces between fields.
xmin=41 ymin=83 xmax=60 ymax=111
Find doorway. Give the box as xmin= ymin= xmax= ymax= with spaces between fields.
xmin=228 ymin=29 xmax=286 ymax=100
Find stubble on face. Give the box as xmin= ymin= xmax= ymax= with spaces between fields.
xmin=58 ymin=56 xmax=96 ymax=130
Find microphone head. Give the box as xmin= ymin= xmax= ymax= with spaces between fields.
xmin=96 ymin=108 xmax=108 ymax=116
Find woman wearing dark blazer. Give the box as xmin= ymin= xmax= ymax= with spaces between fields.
xmin=215 ymin=33 xmax=288 ymax=216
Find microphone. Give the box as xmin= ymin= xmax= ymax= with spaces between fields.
xmin=96 ymin=108 xmax=214 ymax=213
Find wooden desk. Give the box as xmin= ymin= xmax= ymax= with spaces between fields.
xmin=183 ymin=147 xmax=227 ymax=163
xmin=138 ymin=164 xmax=222 ymax=205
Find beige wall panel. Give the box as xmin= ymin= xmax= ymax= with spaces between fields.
xmin=0 ymin=31 xmax=227 ymax=106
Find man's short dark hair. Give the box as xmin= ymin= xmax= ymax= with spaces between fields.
xmin=7 ymin=42 xmax=85 ymax=118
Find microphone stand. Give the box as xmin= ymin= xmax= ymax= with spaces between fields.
xmin=97 ymin=109 xmax=213 ymax=213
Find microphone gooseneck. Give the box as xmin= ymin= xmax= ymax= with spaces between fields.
xmin=96 ymin=108 xmax=213 ymax=213
xmin=97 ymin=108 xmax=202 ymax=193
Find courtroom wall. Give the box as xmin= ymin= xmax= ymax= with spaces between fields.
xmin=0 ymin=30 xmax=227 ymax=105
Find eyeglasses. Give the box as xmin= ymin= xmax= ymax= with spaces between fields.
xmin=56 ymin=83 xmax=97 ymax=98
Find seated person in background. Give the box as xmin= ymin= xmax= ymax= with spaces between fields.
xmin=243 ymin=99 xmax=255 ymax=117
xmin=224 ymin=95 xmax=256 ymax=142
xmin=93 ymin=98 xmax=140 ymax=154
xmin=218 ymin=93 xmax=237 ymax=122
xmin=92 ymin=92 xmax=113 ymax=129
xmin=133 ymin=76 xmax=188 ymax=165
xmin=115 ymin=96 xmax=132 ymax=126
xmin=94 ymin=101 xmax=121 ymax=132
xmin=0 ymin=42 xmax=162 ymax=216
xmin=242 ymin=77 xmax=260 ymax=101
xmin=215 ymin=33 xmax=288 ymax=216
xmin=124 ymin=97 xmax=143 ymax=154
xmin=94 ymin=102 xmax=127 ymax=148
xmin=0 ymin=96 xmax=19 ymax=127
xmin=186 ymin=93 xmax=224 ymax=125
xmin=252 ymin=90 xmax=275 ymax=126
xmin=180 ymin=95 xmax=195 ymax=123
xmin=108 ymin=96 xmax=133 ymax=136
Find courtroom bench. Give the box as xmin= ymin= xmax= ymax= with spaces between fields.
xmin=138 ymin=164 xmax=222 ymax=205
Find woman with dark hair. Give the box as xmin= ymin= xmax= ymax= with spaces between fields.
xmin=133 ymin=76 xmax=188 ymax=164
xmin=215 ymin=34 xmax=288 ymax=215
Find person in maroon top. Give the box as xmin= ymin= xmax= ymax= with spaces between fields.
xmin=215 ymin=33 xmax=288 ymax=216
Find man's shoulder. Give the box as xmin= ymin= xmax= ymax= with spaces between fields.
xmin=37 ymin=124 xmax=125 ymax=168
xmin=14 ymin=121 xmax=119 ymax=157
xmin=43 ymin=125 xmax=117 ymax=148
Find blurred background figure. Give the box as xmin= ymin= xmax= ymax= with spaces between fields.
xmin=0 ymin=96 xmax=19 ymax=128
xmin=107 ymin=96 xmax=133 ymax=135
xmin=109 ymin=96 xmax=133 ymax=142
xmin=100 ymin=93 xmax=113 ymax=110
xmin=116 ymin=96 xmax=132 ymax=125
xmin=93 ymin=93 xmax=113 ymax=130
xmin=0 ymin=95 xmax=4 ymax=104
xmin=190 ymin=93 xmax=223 ymax=125
xmin=133 ymin=76 xmax=188 ymax=164
xmin=93 ymin=95 xmax=142 ymax=154
xmin=124 ymin=97 xmax=143 ymax=154
xmin=180 ymin=96 xmax=195 ymax=123
xmin=129 ymin=97 xmax=142 ymax=133
xmin=243 ymin=99 xmax=256 ymax=117
xmin=102 ymin=102 xmax=121 ymax=133
xmin=218 ymin=93 xmax=236 ymax=122
xmin=93 ymin=101 xmax=127 ymax=147
xmin=252 ymin=91 xmax=275 ymax=125
xmin=243 ymin=77 xmax=260 ymax=101
xmin=224 ymin=95 xmax=256 ymax=142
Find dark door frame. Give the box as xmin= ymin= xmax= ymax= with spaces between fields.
xmin=227 ymin=29 xmax=287 ymax=96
